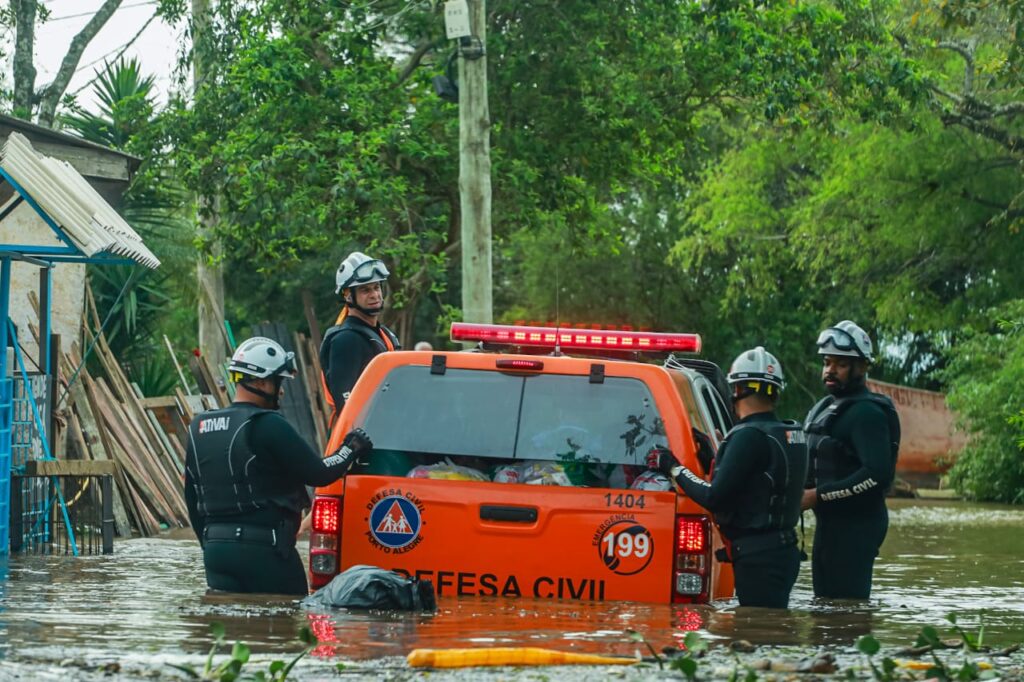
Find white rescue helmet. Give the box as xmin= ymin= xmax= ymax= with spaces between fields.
xmin=816 ymin=320 xmax=873 ymax=362
xmin=335 ymin=251 xmax=389 ymax=294
xmin=727 ymin=346 xmax=786 ymax=395
xmin=228 ymin=337 xmax=297 ymax=381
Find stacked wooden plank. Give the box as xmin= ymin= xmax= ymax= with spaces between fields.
xmin=294 ymin=331 xmax=330 ymax=451
xmin=55 ymin=288 xmax=195 ymax=537
xmin=32 ymin=284 xmax=343 ymax=538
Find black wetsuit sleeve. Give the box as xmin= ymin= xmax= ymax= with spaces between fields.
xmin=325 ymin=330 xmax=374 ymax=410
xmin=674 ymin=427 xmax=768 ymax=513
xmin=252 ymin=412 xmax=351 ymax=487
xmin=816 ymin=401 xmax=893 ymax=507
xmin=183 ymin=428 xmax=203 ymax=543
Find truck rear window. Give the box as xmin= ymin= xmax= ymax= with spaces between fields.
xmin=357 ymin=365 xmax=665 ymax=466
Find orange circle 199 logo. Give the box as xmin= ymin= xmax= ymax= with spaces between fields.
xmin=597 ymin=521 xmax=654 ymax=575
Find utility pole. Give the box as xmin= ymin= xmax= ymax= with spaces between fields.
xmin=456 ymin=0 xmax=493 ymax=324
xmin=192 ymin=0 xmax=227 ymax=367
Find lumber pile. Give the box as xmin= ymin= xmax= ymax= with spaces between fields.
xmin=29 ymin=285 xmax=340 ymax=538
xmin=54 ymin=288 xmax=198 ymax=537
xmin=294 ymin=331 xmax=330 ymax=450
xmin=301 ymin=291 xmax=332 ymax=448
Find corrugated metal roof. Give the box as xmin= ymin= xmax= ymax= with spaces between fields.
xmin=0 ymin=132 xmax=160 ymax=268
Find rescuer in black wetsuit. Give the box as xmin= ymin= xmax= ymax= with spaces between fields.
xmin=649 ymin=346 xmax=808 ymax=608
xmin=803 ymin=321 xmax=900 ymax=600
xmin=319 ymin=251 xmax=401 ymax=426
xmin=184 ymin=336 xmax=372 ymax=595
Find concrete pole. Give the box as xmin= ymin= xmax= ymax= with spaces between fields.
xmin=192 ymin=0 xmax=227 ymax=368
xmin=458 ymin=0 xmax=493 ymax=324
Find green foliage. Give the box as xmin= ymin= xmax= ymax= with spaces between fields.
xmin=168 ymin=0 xmax=455 ymax=342
xmin=669 ymin=0 xmax=1024 ymax=471
xmin=625 ymin=628 xmax=663 ymax=668
xmin=945 ymin=613 xmax=986 ymax=652
xmin=62 ymin=58 xmax=157 ymax=150
xmin=61 ymin=58 xmax=195 ymax=395
xmin=166 ymin=0 xmax=923 ymax=349
xmin=676 ymin=116 xmax=1024 ymax=402
xmin=169 ymin=622 xmax=317 ymax=681
xmin=943 ymin=302 xmax=1024 ymax=503
xmin=859 ymin=614 xmax=994 ymax=682
xmin=903 ymin=1 xmax=1024 ymax=234
xmin=668 ymin=631 xmax=706 ymax=680
xmin=42 ymin=0 xmax=1023 ymax=502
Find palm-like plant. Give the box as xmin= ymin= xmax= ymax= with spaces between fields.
xmin=62 ymin=58 xmax=157 ymax=149
xmin=61 ymin=58 xmax=194 ymax=396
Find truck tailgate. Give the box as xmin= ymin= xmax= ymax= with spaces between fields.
xmin=339 ymin=475 xmax=677 ymax=603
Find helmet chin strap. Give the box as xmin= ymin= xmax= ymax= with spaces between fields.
xmin=242 ymin=377 xmax=283 ymax=409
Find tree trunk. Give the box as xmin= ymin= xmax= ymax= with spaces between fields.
xmin=36 ymin=0 xmax=125 ymax=127
xmin=12 ymin=0 xmax=38 ymax=118
xmin=193 ymin=0 xmax=227 ymax=367
xmin=459 ymin=0 xmax=493 ymax=324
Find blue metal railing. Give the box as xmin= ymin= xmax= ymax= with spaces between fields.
xmin=6 ymin=319 xmax=77 ymax=555
xmin=12 ymin=375 xmax=51 ymax=547
xmin=0 ymin=257 xmax=11 ymax=554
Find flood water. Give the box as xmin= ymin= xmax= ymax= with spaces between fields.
xmin=0 ymin=499 xmax=1022 ymax=676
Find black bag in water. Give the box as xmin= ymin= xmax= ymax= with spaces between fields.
xmin=302 ymin=565 xmax=437 ymax=611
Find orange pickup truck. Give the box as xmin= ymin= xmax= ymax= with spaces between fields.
xmin=308 ymin=323 xmax=736 ymax=604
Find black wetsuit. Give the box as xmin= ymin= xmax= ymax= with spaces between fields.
xmin=805 ymin=386 xmax=897 ymax=599
xmin=184 ymin=402 xmax=351 ymax=595
xmin=319 ymin=315 xmax=400 ymax=414
xmin=673 ymin=412 xmax=807 ymax=608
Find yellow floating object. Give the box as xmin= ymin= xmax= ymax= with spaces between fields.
xmin=896 ymin=659 xmax=993 ymax=671
xmin=897 ymin=659 xmax=936 ymax=671
xmin=407 ymin=647 xmax=638 ymax=668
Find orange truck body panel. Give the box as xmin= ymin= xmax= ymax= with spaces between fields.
xmin=315 ymin=349 xmax=734 ymax=603
xmin=340 ymin=476 xmax=676 ymax=602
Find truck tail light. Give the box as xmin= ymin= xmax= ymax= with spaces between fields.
xmin=672 ymin=514 xmax=711 ymax=603
xmin=309 ymin=496 xmax=342 ymax=588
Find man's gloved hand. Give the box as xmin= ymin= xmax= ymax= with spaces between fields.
xmin=323 ymin=428 xmax=373 ymax=474
xmin=645 ymin=446 xmax=677 ymax=477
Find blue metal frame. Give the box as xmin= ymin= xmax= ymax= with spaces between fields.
xmin=0 ymin=163 xmax=128 ymax=555
xmin=36 ymin=255 xmax=135 ymax=265
xmin=0 ymin=258 xmax=11 ymax=554
xmin=9 ymin=320 xmax=78 ymax=556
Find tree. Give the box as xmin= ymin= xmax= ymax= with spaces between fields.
xmin=169 ymin=0 xmax=457 ymax=345
xmin=911 ymin=0 xmax=1024 ymax=231
xmin=943 ymin=303 xmax=1024 ymax=503
xmin=5 ymin=0 xmax=187 ymax=126
xmin=676 ymin=116 xmax=1024 ymax=395
xmin=62 ymin=57 xmax=194 ymax=395
xmin=10 ymin=0 xmax=124 ymax=125
xmin=192 ymin=0 xmax=227 ymax=368
xmin=168 ymin=0 xmax=921 ymax=351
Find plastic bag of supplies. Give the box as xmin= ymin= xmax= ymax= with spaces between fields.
xmin=407 ymin=459 xmax=490 ymax=481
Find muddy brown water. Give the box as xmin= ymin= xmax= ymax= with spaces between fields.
xmin=0 ymin=499 xmax=1021 ymax=675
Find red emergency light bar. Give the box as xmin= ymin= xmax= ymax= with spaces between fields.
xmin=450 ymin=322 xmax=702 ymax=354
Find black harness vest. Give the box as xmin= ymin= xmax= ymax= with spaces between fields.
xmin=715 ymin=419 xmax=809 ymax=532
xmin=187 ymin=403 xmax=304 ymax=518
xmin=803 ymin=392 xmax=901 ymax=489
xmin=320 ymin=319 xmax=401 ymax=362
